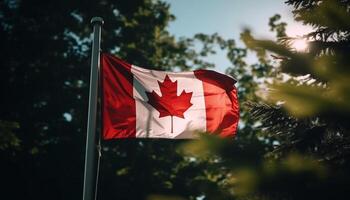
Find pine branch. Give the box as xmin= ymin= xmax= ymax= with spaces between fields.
xmin=245 ymin=101 xmax=350 ymax=164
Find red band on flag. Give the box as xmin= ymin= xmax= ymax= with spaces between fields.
xmin=101 ymin=53 xmax=136 ymax=139
xmin=194 ymin=70 xmax=239 ymax=137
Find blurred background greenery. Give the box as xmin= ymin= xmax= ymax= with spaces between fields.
xmin=1 ymin=0 xmax=350 ymax=200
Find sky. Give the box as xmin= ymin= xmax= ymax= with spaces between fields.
xmin=164 ymin=0 xmax=313 ymax=72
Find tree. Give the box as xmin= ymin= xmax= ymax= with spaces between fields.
xmin=246 ymin=0 xmax=350 ymax=165
xmin=180 ymin=1 xmax=350 ymax=200
xmin=0 ymin=1 xmax=223 ymax=200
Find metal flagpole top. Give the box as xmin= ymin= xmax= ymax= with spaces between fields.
xmin=91 ymin=17 xmax=104 ymax=25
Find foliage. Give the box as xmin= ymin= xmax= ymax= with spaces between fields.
xmin=243 ymin=0 xmax=350 ymax=165
xmin=2 ymin=0 xmax=350 ymax=200
xmin=0 ymin=120 xmax=20 ymax=150
xmin=0 ymin=1 xmax=224 ymax=200
xmin=181 ymin=135 xmax=349 ymax=200
xmin=269 ymin=14 xmax=287 ymax=38
xmin=179 ymin=1 xmax=350 ymax=200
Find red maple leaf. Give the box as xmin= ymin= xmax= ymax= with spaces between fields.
xmin=146 ymin=75 xmax=193 ymax=133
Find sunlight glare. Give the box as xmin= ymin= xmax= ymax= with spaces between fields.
xmin=291 ymin=38 xmax=308 ymax=52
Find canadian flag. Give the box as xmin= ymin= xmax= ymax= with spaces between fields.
xmin=101 ymin=53 xmax=239 ymax=139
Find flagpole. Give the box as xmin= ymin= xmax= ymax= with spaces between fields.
xmin=83 ymin=16 xmax=104 ymax=200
